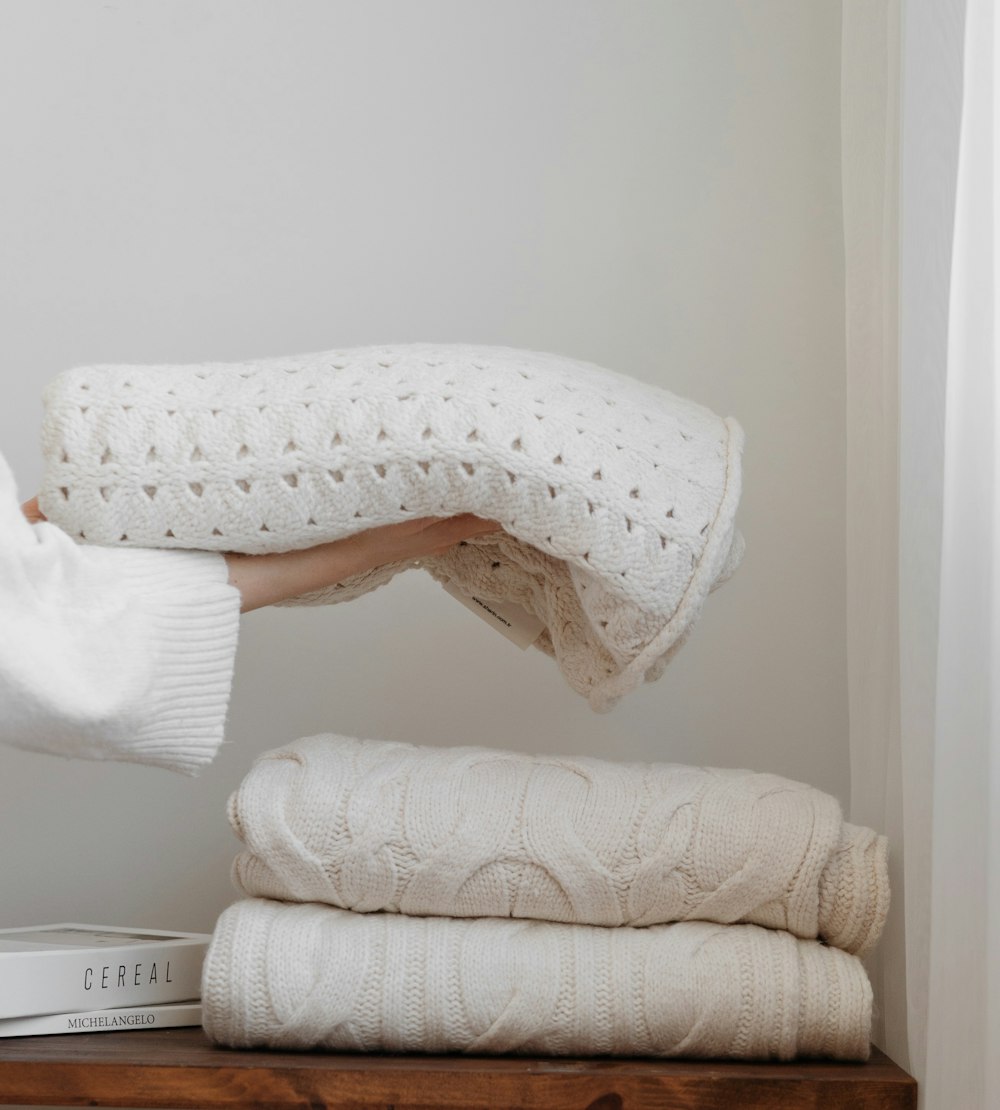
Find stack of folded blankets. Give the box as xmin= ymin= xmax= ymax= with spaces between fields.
xmin=201 ymin=734 xmax=888 ymax=1059
xmin=37 ymin=342 xmax=890 ymax=1059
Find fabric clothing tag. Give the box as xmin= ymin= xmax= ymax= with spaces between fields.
xmin=441 ymin=579 xmax=546 ymax=650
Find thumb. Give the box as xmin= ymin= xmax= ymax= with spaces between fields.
xmin=21 ymin=496 xmax=47 ymax=524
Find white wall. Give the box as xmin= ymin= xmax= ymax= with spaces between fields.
xmin=0 ymin=0 xmax=846 ymax=934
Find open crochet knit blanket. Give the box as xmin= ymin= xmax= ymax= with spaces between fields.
xmin=202 ymin=899 xmax=873 ymax=1060
xmin=227 ymin=735 xmax=889 ymax=956
xmin=38 ymin=344 xmax=744 ymax=710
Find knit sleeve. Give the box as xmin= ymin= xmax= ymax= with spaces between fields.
xmin=0 ymin=451 xmax=241 ymax=774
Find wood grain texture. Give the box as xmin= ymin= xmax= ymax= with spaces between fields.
xmin=0 ymin=1028 xmax=916 ymax=1109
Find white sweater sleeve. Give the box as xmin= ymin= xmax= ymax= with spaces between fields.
xmin=0 ymin=451 xmax=241 ymax=774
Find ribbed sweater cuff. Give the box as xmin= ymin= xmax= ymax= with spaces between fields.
xmin=111 ymin=549 xmax=241 ymax=775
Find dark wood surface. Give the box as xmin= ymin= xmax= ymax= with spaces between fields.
xmin=0 ymin=1027 xmax=917 ymax=1109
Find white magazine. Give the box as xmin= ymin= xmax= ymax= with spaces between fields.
xmin=0 ymin=1000 xmax=202 ymax=1038
xmin=0 ymin=923 xmax=210 ymax=1020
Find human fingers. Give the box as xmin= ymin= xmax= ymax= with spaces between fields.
xmin=374 ymin=514 xmax=502 ymax=559
xmin=20 ymin=496 xmax=46 ymax=524
xmin=225 ymin=515 xmax=503 ymax=613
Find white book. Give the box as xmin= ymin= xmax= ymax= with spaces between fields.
xmin=0 ymin=1001 xmax=202 ymax=1038
xmin=0 ymin=923 xmax=210 ymax=1020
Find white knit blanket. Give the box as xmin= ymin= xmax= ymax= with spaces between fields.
xmin=228 ymin=735 xmax=889 ymax=956
xmin=202 ymin=899 xmax=872 ymax=1059
xmin=38 ymin=344 xmax=744 ymax=710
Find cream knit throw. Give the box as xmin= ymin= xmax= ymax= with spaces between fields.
xmin=227 ymin=735 xmax=889 ymax=956
xmin=202 ymin=899 xmax=872 ymax=1059
xmin=38 ymin=344 xmax=744 ymax=710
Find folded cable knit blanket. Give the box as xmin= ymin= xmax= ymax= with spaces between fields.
xmin=202 ymin=899 xmax=873 ymax=1059
xmin=227 ymin=735 xmax=889 ymax=956
xmin=38 ymin=344 xmax=744 ymax=710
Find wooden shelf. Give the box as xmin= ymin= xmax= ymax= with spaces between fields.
xmin=0 ymin=1028 xmax=916 ymax=1109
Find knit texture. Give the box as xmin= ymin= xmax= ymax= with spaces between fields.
xmin=0 ymin=451 xmax=240 ymax=775
xmin=201 ymin=899 xmax=872 ymax=1060
xmin=38 ymin=344 xmax=745 ymax=710
xmin=227 ymin=735 xmax=889 ymax=955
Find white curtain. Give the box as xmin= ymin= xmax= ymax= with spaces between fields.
xmin=844 ymin=0 xmax=1000 ymax=1105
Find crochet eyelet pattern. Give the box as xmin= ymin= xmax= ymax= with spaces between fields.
xmin=40 ymin=343 xmax=745 ymax=710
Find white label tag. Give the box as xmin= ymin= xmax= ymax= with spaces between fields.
xmin=441 ymin=579 xmax=546 ymax=650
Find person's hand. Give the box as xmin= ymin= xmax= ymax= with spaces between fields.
xmin=19 ymin=493 xmax=498 ymax=613
xmin=224 ymin=514 xmax=501 ymax=613
xmin=342 ymin=514 xmax=502 ymax=563
xmin=20 ymin=496 xmax=45 ymax=524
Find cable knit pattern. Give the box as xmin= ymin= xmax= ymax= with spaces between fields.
xmin=227 ymin=735 xmax=889 ymax=955
xmin=38 ymin=344 xmax=744 ymax=710
xmin=201 ymin=899 xmax=872 ymax=1060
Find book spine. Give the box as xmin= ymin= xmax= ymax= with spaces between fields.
xmin=0 ymin=942 xmax=207 ymax=1019
xmin=0 ymin=1002 xmax=202 ymax=1038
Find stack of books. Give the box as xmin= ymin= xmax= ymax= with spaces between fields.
xmin=0 ymin=923 xmax=210 ymax=1037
